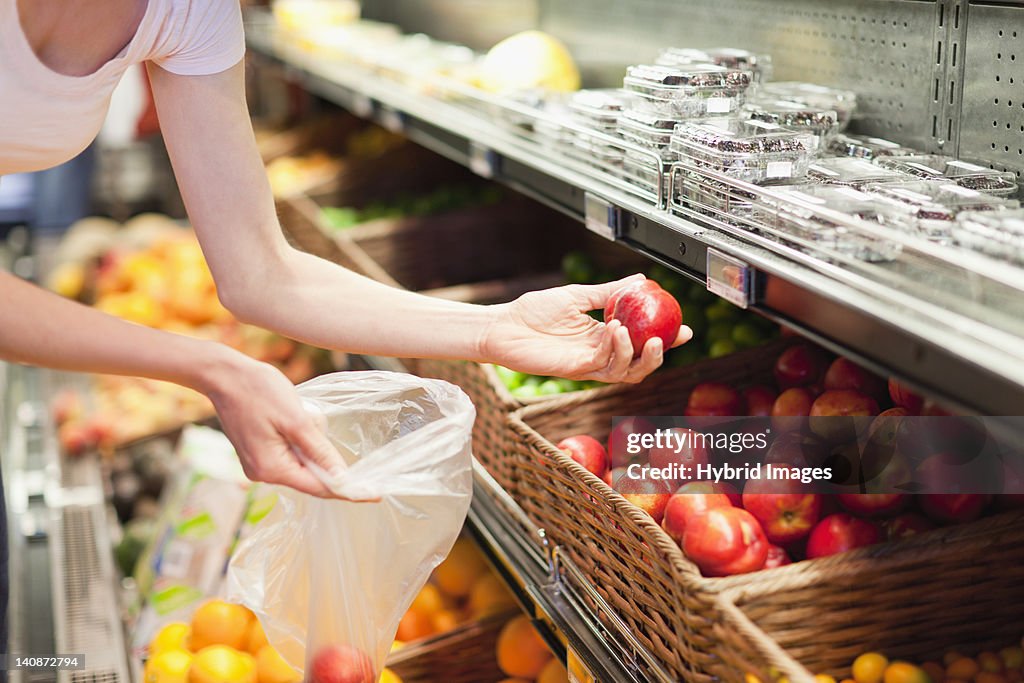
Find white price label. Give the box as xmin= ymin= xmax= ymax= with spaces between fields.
xmin=706 ymin=247 xmax=751 ymax=308
xmin=706 ymin=97 xmax=732 ymax=114
xmin=351 ymin=94 xmax=373 ymax=118
xmin=766 ymin=161 xmax=794 ymax=179
xmin=583 ymin=193 xmax=617 ymax=241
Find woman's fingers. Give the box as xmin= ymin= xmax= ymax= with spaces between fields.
xmin=624 ymin=337 xmax=664 ymax=383
xmin=673 ymin=324 xmax=695 ymax=348
xmin=570 ymin=273 xmax=646 ymax=311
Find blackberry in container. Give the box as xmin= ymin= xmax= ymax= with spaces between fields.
xmin=873 ymin=155 xmax=1020 ymax=197
xmin=617 ymin=108 xmax=681 ymax=161
xmin=670 ymin=118 xmax=817 ymax=184
xmin=826 ymin=133 xmax=919 ymax=160
xmin=623 ymin=63 xmax=751 ymax=118
xmin=807 ymin=157 xmax=913 ymax=188
xmin=656 ymin=47 xmax=773 ymax=83
xmin=743 ymin=98 xmax=840 ymax=142
xmin=953 ymin=209 xmax=1024 ymax=263
xmin=759 ymin=81 xmax=858 ymax=129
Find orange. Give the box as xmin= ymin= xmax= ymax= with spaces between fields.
xmin=945 ymin=654 xmax=967 ymax=667
xmin=884 ymin=661 xmax=931 ymax=683
xmin=946 ymin=659 xmax=979 ymax=680
xmin=1001 ymin=648 xmax=1024 ymax=670
xmin=150 ymin=623 xmax=191 ymax=655
xmin=853 ymin=653 xmax=890 ymax=683
xmin=243 ymin=619 xmax=269 ymax=655
xmin=538 ymin=658 xmax=569 ymax=683
xmin=980 ymin=653 xmax=1006 ymax=674
xmin=144 ymin=649 xmax=192 ymax=683
xmin=380 ymin=669 xmax=402 ymax=683
xmin=188 ymin=645 xmax=257 ymax=683
xmin=434 ymin=538 xmax=488 ymax=599
xmin=496 ymin=615 xmax=553 ymax=678
xmin=255 ymin=645 xmax=299 ymax=683
xmin=431 ymin=609 xmax=459 ymax=634
xmin=745 ymin=674 xmax=764 ymax=683
xmin=469 ymin=574 xmax=517 ymax=617
xmin=921 ymin=662 xmax=945 ymax=683
xmin=190 ymin=600 xmax=254 ymax=651
xmin=396 ymin=609 xmax=435 ymax=642
xmin=842 ymin=679 xmax=857 ymax=683
xmin=816 ymin=676 xmax=837 ymax=683
xmin=410 ymin=585 xmax=446 ymax=615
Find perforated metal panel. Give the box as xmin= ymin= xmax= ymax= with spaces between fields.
xmin=959 ymin=2 xmax=1024 ymax=182
xmin=538 ymin=0 xmax=941 ymax=147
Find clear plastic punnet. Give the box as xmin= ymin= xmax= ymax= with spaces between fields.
xmin=568 ymin=88 xmax=633 ymax=132
xmin=826 ymin=133 xmax=920 ymax=160
xmin=670 ymin=119 xmax=817 ymax=184
xmin=954 ymin=209 xmax=1024 ymax=264
xmin=873 ymin=155 xmax=1020 ymax=196
xmin=758 ymin=81 xmax=858 ymax=129
xmin=226 ymin=371 xmax=475 ymax=681
xmin=655 ymin=47 xmax=773 ymax=83
xmin=616 ymin=108 xmax=681 ymax=160
xmin=623 ymin=63 xmax=751 ymax=118
xmin=743 ymin=99 xmax=840 ymax=142
xmin=807 ymin=156 xmax=914 ymax=188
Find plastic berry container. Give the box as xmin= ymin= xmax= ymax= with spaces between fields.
xmin=953 ymin=209 xmax=1024 ymax=263
xmin=616 ymin=108 xmax=681 ymax=160
xmin=826 ymin=133 xmax=919 ymax=160
xmin=656 ymin=47 xmax=773 ymax=83
xmin=623 ymin=63 xmax=751 ymax=118
xmin=759 ymin=81 xmax=858 ymax=129
xmin=873 ymin=155 xmax=1020 ymax=197
xmin=670 ymin=119 xmax=818 ymax=184
xmin=807 ymin=157 xmax=914 ymax=187
xmin=743 ymin=99 xmax=840 ymax=142
xmin=568 ymin=89 xmax=632 ymax=132
xmin=621 ymin=155 xmax=664 ymax=195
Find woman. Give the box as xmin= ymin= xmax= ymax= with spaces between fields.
xmin=0 ymin=0 xmax=691 ymax=493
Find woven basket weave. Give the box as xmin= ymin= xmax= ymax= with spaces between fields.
xmin=385 ymin=611 xmax=515 ymax=683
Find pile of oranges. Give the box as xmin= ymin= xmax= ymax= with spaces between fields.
xmin=145 ymin=599 xmax=402 ymax=683
xmin=495 ymin=616 xmax=567 ymax=683
xmin=841 ymin=646 xmax=1024 ymax=683
xmin=394 ymin=538 xmax=518 ymax=645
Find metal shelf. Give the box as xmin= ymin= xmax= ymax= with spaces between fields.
xmin=245 ymin=14 xmax=1024 ymax=416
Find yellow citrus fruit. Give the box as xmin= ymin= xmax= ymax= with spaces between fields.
xmin=189 ymin=600 xmax=254 ymax=651
xmin=469 ymin=573 xmax=517 ymax=617
xmin=150 ymin=623 xmax=191 ymax=655
xmin=396 ymin=608 xmax=435 ymax=642
xmin=816 ymin=676 xmax=838 ymax=683
xmin=255 ymin=645 xmax=299 ymax=683
xmin=538 ymin=658 xmax=569 ymax=683
xmin=380 ymin=669 xmax=403 ymax=683
xmin=496 ymin=615 xmax=553 ymax=678
xmin=745 ymin=674 xmax=764 ymax=683
xmin=390 ymin=641 xmax=404 ymax=652
xmin=853 ymin=653 xmax=890 ymax=683
xmin=946 ymin=659 xmax=979 ymax=680
xmin=144 ymin=649 xmax=192 ymax=683
xmin=883 ymin=661 xmax=931 ymax=683
xmin=410 ymin=584 xmax=445 ymax=615
xmin=243 ymin=618 xmax=269 ymax=655
xmin=188 ymin=645 xmax=257 ymax=683
xmin=434 ymin=538 xmax=488 ymax=599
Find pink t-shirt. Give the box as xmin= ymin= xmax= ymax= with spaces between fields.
xmin=0 ymin=0 xmax=245 ymax=175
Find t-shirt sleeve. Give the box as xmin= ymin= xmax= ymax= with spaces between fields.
xmin=152 ymin=0 xmax=245 ymax=76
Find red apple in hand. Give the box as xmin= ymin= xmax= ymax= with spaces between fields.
xmin=607 ymin=416 xmax=656 ymax=469
xmin=310 ymin=645 xmax=374 ymax=683
xmin=662 ymin=486 xmax=733 ymax=544
xmin=683 ymin=507 xmax=769 ymax=576
xmin=837 ymin=493 xmax=908 ymax=517
xmin=686 ymin=382 xmax=744 ymax=417
xmin=618 ymin=475 xmax=673 ymax=524
xmin=605 ymin=280 xmax=682 ymax=358
xmin=805 ymin=513 xmax=882 ymax=558
xmin=743 ymin=385 xmax=778 ymax=417
xmin=763 ymin=544 xmax=793 ymax=568
xmin=742 ymin=474 xmax=822 ymax=545
xmin=774 ymin=345 xmax=830 ymax=390
xmin=888 ymin=378 xmax=924 ymax=414
xmin=883 ymin=512 xmax=936 ymax=540
xmin=557 ymin=435 xmax=608 ymax=478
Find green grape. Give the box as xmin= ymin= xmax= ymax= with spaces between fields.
xmin=320 ymin=206 xmax=360 ymax=229
xmin=512 ymin=384 xmax=542 ymax=399
xmin=682 ymin=305 xmax=707 ymax=340
xmin=562 ymin=251 xmax=596 ymax=284
xmin=731 ymin=322 xmax=764 ymax=349
xmin=705 ymin=299 xmax=740 ymax=322
xmin=522 ymin=375 xmax=543 ymax=387
xmin=708 ymin=339 xmax=738 ymax=358
xmin=668 ymin=345 xmax=702 ymax=367
xmin=555 ymin=378 xmax=579 ymax=392
xmin=538 ymin=379 xmax=563 ymax=395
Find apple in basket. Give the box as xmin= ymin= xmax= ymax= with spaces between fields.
xmin=682 ymin=507 xmax=769 ymax=576
xmin=661 ymin=482 xmax=734 ymax=544
xmin=604 ymin=280 xmax=682 ymax=359
xmin=774 ymin=345 xmax=831 ymax=391
xmin=742 ymin=473 xmax=822 ymax=545
xmin=556 ymin=435 xmax=608 ymax=478
xmin=310 ymin=644 xmax=374 ymax=683
xmin=805 ymin=513 xmax=882 ymax=559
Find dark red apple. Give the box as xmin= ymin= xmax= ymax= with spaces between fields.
xmin=557 ymin=435 xmax=608 ymax=478
xmin=763 ymin=544 xmax=793 ymax=568
xmin=662 ymin=490 xmax=732 ymax=544
xmin=310 ymin=644 xmax=375 ymax=683
xmin=743 ymin=385 xmax=778 ymax=417
xmin=883 ymin=512 xmax=936 ymax=540
xmin=764 ymin=432 xmax=828 ymax=470
xmin=682 ymin=507 xmax=769 ymax=576
xmin=742 ymin=475 xmax=822 ymax=545
xmin=824 ymin=357 xmax=887 ymax=404
xmin=805 ymin=513 xmax=882 ymax=559
xmin=607 ymin=416 xmax=656 ymax=469
xmin=618 ymin=476 xmax=674 ymax=524
xmin=675 ymin=480 xmax=743 ymax=507
xmin=606 ymin=466 xmax=628 ymax=488
xmin=648 ymin=427 xmax=710 ymax=488
xmin=774 ymin=345 xmax=831 ymax=390
xmin=888 ymin=378 xmax=924 ymax=414
xmin=919 ymin=493 xmax=991 ymax=524
xmin=605 ymin=280 xmax=682 ymax=358
xmin=837 ymin=493 xmax=908 ymax=517
xmin=771 ymin=387 xmax=814 ymax=433
xmin=809 ymin=390 xmax=879 ymax=443
xmin=686 ymin=382 xmax=744 ymax=417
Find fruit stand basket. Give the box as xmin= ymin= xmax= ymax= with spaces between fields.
xmin=385 ymin=611 xmax=513 ymax=683
xmin=506 ymin=343 xmax=1024 ymax=683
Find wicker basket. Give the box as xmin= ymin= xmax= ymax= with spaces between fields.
xmin=385 ymin=611 xmax=515 ymax=683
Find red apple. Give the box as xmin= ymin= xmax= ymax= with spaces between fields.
xmin=763 ymin=544 xmax=793 ymax=568
xmin=774 ymin=345 xmax=830 ymax=390
xmin=764 ymin=432 xmax=827 ymax=471
xmin=805 ymin=513 xmax=882 ymax=559
xmin=686 ymin=382 xmax=744 ymax=417
xmin=618 ymin=475 xmax=673 ymax=524
xmin=607 ymin=416 xmax=656 ymax=469
xmin=606 ymin=466 xmax=628 ymax=488
xmin=743 ymin=385 xmax=778 ymax=417
xmin=310 ymin=644 xmax=374 ymax=683
xmin=888 ymin=378 xmax=924 ymax=414
xmin=557 ymin=435 xmax=609 ymax=478
xmin=605 ymin=280 xmax=682 ymax=358
xmin=649 ymin=427 xmax=710 ymax=488
xmin=837 ymin=493 xmax=908 ymax=517
xmin=771 ymin=387 xmax=814 ymax=433
xmin=809 ymin=390 xmax=879 ymax=443
xmin=824 ymin=357 xmax=887 ymax=404
xmin=682 ymin=507 xmax=769 ymax=576
xmin=662 ymin=490 xmax=732 ymax=544
xmin=742 ymin=475 xmax=822 ymax=545
xmin=919 ymin=494 xmax=991 ymax=524
xmin=675 ymin=480 xmax=743 ymax=507
xmin=883 ymin=512 xmax=936 ymax=540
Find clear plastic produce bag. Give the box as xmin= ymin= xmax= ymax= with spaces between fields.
xmin=226 ymin=371 xmax=475 ymax=680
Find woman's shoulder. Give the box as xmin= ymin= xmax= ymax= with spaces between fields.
xmin=143 ymin=0 xmax=245 ymax=76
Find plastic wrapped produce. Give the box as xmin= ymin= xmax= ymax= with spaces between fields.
xmin=568 ymin=89 xmax=632 ymax=132
xmin=743 ymin=99 xmax=840 ymax=142
xmin=807 ymin=157 xmax=913 ymax=187
xmin=826 ymin=133 xmax=919 ymax=160
xmin=617 ymin=108 xmax=680 ymax=160
xmin=656 ymin=47 xmax=773 ymax=83
xmin=671 ymin=119 xmax=817 ymax=184
xmin=759 ymin=81 xmax=858 ymax=129
xmin=862 ymin=181 xmax=1019 ymax=242
xmin=873 ymin=155 xmax=1019 ymax=196
xmin=624 ymin=63 xmax=751 ymax=118
xmin=953 ymin=209 xmax=1024 ymax=263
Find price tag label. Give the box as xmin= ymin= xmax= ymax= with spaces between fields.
xmin=583 ymin=193 xmax=618 ymax=241
xmin=351 ymin=94 xmax=373 ymax=118
xmin=706 ymin=247 xmax=751 ymax=308
xmin=380 ymin=107 xmax=404 ymax=133
xmin=469 ymin=142 xmax=498 ymax=178
xmin=766 ymin=161 xmax=793 ymax=179
xmin=706 ymin=97 xmax=732 ymax=114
